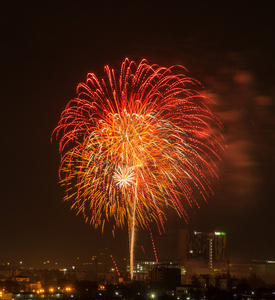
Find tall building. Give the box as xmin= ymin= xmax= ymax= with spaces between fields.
xmin=149 ymin=265 xmax=181 ymax=288
xmin=178 ymin=229 xmax=226 ymax=271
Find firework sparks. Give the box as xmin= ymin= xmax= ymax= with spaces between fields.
xmin=53 ymin=58 xmax=224 ymax=279
xmin=113 ymin=165 xmax=136 ymax=188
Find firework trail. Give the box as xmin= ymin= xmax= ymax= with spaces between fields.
xmin=110 ymin=254 xmax=120 ymax=277
xmin=53 ymin=58 xmax=224 ymax=279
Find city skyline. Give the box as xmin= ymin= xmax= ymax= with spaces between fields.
xmin=1 ymin=1 xmax=275 ymax=270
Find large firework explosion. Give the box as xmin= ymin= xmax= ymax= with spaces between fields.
xmin=53 ymin=58 xmax=224 ymax=279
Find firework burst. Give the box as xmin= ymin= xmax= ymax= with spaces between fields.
xmin=53 ymin=58 xmax=224 ymax=279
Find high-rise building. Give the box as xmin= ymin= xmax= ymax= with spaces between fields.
xmin=178 ymin=229 xmax=226 ymax=270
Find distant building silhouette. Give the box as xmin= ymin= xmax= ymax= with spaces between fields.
xmin=149 ymin=265 xmax=181 ymax=289
xmin=178 ymin=229 xmax=226 ymax=272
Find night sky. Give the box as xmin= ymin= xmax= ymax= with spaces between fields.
xmin=1 ymin=1 xmax=275 ymax=270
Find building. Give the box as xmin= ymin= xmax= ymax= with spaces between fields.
xmin=125 ymin=260 xmax=181 ymax=281
xmin=149 ymin=265 xmax=181 ymax=289
xmin=178 ymin=229 xmax=226 ymax=273
xmin=125 ymin=260 xmax=158 ymax=281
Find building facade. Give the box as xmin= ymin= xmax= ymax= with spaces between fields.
xmin=178 ymin=229 xmax=226 ymax=272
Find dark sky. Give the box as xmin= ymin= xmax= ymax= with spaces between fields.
xmin=1 ymin=1 xmax=275 ymax=270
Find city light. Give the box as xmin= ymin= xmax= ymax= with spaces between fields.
xmin=214 ymin=232 xmax=226 ymax=236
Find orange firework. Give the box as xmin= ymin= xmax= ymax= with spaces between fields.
xmin=53 ymin=58 xmax=224 ymax=279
